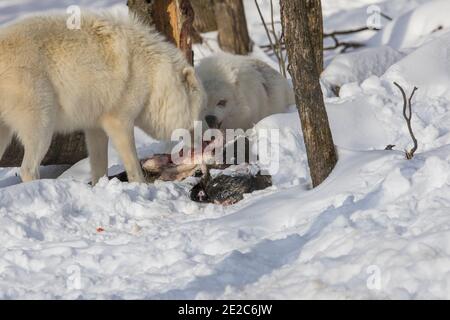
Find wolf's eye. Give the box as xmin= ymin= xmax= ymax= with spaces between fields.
xmin=217 ymin=99 xmax=227 ymax=108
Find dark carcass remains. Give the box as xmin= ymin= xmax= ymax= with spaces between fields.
xmin=190 ymin=169 xmax=272 ymax=205
xmin=109 ymin=136 xmax=272 ymax=205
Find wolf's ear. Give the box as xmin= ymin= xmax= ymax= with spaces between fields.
xmin=183 ymin=67 xmax=198 ymax=90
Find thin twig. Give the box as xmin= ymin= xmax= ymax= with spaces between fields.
xmin=380 ymin=12 xmax=393 ymax=21
xmin=324 ymin=40 xmax=365 ymax=53
xmin=269 ymin=0 xmax=286 ymax=77
xmin=254 ymin=0 xmax=287 ymax=77
xmin=254 ymin=0 xmax=279 ymax=62
xmin=393 ymin=82 xmax=419 ymax=159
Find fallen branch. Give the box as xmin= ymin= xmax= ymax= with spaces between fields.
xmin=323 ymin=26 xmax=380 ymax=38
xmin=324 ymin=35 xmax=366 ymax=53
xmin=323 ymin=25 xmax=381 ymax=53
xmin=393 ymin=82 xmax=419 ymax=159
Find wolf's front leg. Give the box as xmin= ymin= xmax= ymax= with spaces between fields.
xmin=101 ymin=115 xmax=144 ymax=183
xmin=85 ymin=128 xmax=109 ymax=185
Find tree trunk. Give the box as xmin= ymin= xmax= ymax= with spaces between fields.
xmin=214 ymin=0 xmax=252 ymax=55
xmin=280 ymin=0 xmax=337 ymax=187
xmin=191 ymin=0 xmax=217 ymax=33
xmin=0 ymin=133 xmax=88 ymax=167
xmin=306 ymin=0 xmax=324 ymax=73
xmin=126 ymin=0 xmax=154 ymax=26
xmin=128 ymin=0 xmax=195 ymax=65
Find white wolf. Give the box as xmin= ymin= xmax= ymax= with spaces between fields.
xmin=195 ymin=53 xmax=294 ymax=130
xmin=0 ymin=13 xmax=206 ymax=184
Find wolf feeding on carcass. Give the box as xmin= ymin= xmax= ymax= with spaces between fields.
xmin=111 ymin=53 xmax=295 ymax=205
xmin=0 ymin=13 xmax=291 ymax=205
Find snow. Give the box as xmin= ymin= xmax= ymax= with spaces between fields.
xmin=383 ymin=33 xmax=450 ymax=98
xmin=368 ymin=0 xmax=450 ymax=50
xmin=322 ymin=46 xmax=404 ymax=88
xmin=1 ymin=0 xmax=450 ymax=299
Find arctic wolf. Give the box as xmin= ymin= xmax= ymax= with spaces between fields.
xmin=195 ymin=53 xmax=294 ymax=130
xmin=0 ymin=13 xmax=206 ymax=184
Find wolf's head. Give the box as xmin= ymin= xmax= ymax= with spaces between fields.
xmin=139 ymin=63 xmax=207 ymax=141
xmin=195 ymin=56 xmax=243 ymax=130
xmin=198 ymin=77 xmax=239 ymax=130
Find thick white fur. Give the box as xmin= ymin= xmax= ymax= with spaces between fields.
xmin=195 ymin=53 xmax=294 ymax=130
xmin=0 ymin=12 xmax=206 ymax=184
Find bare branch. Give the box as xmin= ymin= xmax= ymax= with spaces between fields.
xmin=270 ymin=0 xmax=286 ymax=77
xmin=393 ymin=82 xmax=419 ymax=159
xmin=262 ymin=24 xmax=382 ymax=55
xmin=254 ymin=0 xmax=287 ymax=77
xmin=254 ymin=0 xmax=278 ymax=59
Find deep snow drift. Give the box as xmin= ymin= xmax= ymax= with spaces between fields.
xmin=1 ymin=0 xmax=450 ymax=299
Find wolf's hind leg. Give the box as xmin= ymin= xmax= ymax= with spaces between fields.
xmin=0 ymin=123 xmax=13 ymax=161
xmin=17 ymin=124 xmax=53 ymax=183
xmin=85 ymin=128 xmax=109 ymax=185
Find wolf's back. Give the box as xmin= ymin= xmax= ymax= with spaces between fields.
xmin=0 ymin=13 xmax=142 ymax=130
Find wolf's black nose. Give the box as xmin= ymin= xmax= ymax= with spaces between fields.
xmin=205 ymin=115 xmax=219 ymax=129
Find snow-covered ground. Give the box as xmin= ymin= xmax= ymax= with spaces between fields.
xmin=1 ymin=0 xmax=450 ymax=299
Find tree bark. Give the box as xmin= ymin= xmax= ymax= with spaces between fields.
xmin=306 ymin=0 xmax=324 ymax=73
xmin=126 ymin=0 xmax=154 ymax=26
xmin=280 ymin=0 xmax=337 ymax=187
xmin=191 ymin=0 xmax=217 ymax=33
xmin=0 ymin=133 xmax=87 ymax=167
xmin=128 ymin=0 xmax=195 ymax=65
xmin=214 ymin=0 xmax=252 ymax=55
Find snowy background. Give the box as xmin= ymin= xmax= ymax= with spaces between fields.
xmin=1 ymin=0 xmax=450 ymax=299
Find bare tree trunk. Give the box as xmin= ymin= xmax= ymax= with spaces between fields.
xmin=191 ymin=0 xmax=217 ymax=33
xmin=214 ymin=0 xmax=252 ymax=55
xmin=126 ymin=0 xmax=154 ymax=26
xmin=0 ymin=133 xmax=87 ymax=167
xmin=280 ymin=0 xmax=337 ymax=187
xmin=128 ymin=0 xmax=195 ymax=65
xmin=306 ymin=0 xmax=324 ymax=73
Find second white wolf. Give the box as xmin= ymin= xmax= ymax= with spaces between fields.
xmin=196 ymin=53 xmax=295 ymax=130
xmin=0 ymin=13 xmax=206 ymax=184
